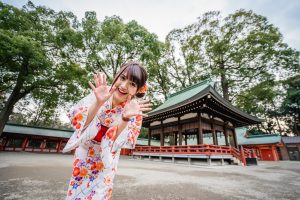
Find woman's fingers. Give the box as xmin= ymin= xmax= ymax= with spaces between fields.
xmin=140 ymin=107 xmax=152 ymax=112
xmin=93 ymin=71 xmax=107 ymax=88
xmin=138 ymin=99 xmax=150 ymax=104
xmin=89 ymin=81 xmax=96 ymax=90
xmin=130 ymin=111 xmax=148 ymax=117
xmin=94 ymin=74 xmax=99 ymax=87
xmin=137 ymin=113 xmax=148 ymax=117
xmin=97 ymin=72 xmax=103 ymax=85
xmin=139 ymin=103 xmax=152 ymax=108
xmin=103 ymin=73 xmax=107 ymax=85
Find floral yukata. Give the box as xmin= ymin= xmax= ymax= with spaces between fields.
xmin=63 ymin=93 xmax=142 ymax=200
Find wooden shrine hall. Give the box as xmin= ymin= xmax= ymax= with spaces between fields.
xmin=134 ymin=80 xmax=263 ymax=165
xmin=143 ymin=79 xmax=262 ymax=147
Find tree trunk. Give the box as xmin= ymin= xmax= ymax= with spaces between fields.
xmin=219 ymin=62 xmax=230 ymax=101
xmin=0 ymin=88 xmax=27 ymax=136
xmin=0 ymin=60 xmax=29 ymax=136
xmin=270 ymin=101 xmax=283 ymax=135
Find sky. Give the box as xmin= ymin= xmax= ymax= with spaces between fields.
xmin=4 ymin=0 xmax=300 ymax=51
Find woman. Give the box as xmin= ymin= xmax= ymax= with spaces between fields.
xmin=63 ymin=62 xmax=152 ymax=200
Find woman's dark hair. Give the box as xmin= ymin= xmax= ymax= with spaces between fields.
xmin=111 ymin=62 xmax=148 ymax=98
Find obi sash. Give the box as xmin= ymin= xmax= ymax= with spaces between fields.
xmin=94 ymin=125 xmax=109 ymax=142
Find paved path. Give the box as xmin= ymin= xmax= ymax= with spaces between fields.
xmin=0 ymin=152 xmax=299 ymax=200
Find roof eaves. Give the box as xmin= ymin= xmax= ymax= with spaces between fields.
xmin=209 ymin=88 xmax=263 ymax=123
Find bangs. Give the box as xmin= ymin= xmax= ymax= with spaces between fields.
xmin=111 ymin=62 xmax=147 ymax=92
xmin=123 ymin=63 xmax=146 ymax=88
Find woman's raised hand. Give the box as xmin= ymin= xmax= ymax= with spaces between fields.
xmin=89 ymin=72 xmax=116 ymax=105
xmin=123 ymin=97 xmax=152 ymax=119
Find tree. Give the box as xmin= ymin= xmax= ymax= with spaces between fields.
xmin=281 ymin=75 xmax=300 ymax=135
xmin=164 ymin=10 xmax=299 ymax=102
xmin=236 ymin=80 xmax=283 ymax=134
xmin=0 ymin=2 xmax=87 ymax=135
xmin=81 ymin=14 xmax=162 ymax=80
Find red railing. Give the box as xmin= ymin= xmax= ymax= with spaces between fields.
xmin=134 ymin=144 xmax=233 ymax=155
xmin=243 ymin=147 xmax=253 ymax=158
xmin=231 ymin=146 xmax=241 ymax=161
xmin=134 ymin=145 xmax=255 ymax=166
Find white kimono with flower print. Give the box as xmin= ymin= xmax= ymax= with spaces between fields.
xmin=63 ymin=93 xmax=142 ymax=200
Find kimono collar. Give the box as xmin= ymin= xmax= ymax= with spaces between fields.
xmin=109 ymin=96 xmax=126 ymax=110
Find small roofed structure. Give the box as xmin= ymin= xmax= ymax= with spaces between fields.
xmin=236 ymin=128 xmax=282 ymax=161
xmin=0 ymin=123 xmax=73 ymax=153
xmin=280 ymin=136 xmax=300 ymax=161
xmin=142 ymin=79 xmax=263 ymax=148
xmin=0 ymin=123 xmax=159 ymax=156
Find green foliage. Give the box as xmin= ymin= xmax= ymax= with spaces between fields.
xmin=247 ymin=129 xmax=269 ymax=136
xmin=138 ymin=127 xmax=149 ymax=139
xmin=0 ymin=2 xmax=87 ymax=130
xmin=236 ymin=80 xmax=284 ymax=134
xmin=236 ymin=80 xmax=279 ymax=115
xmin=281 ymin=75 xmax=300 ymax=135
xmin=164 ymin=10 xmax=299 ymax=102
xmin=81 ymin=14 xmax=162 ymax=80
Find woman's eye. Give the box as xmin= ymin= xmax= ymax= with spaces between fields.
xmin=131 ymin=82 xmax=137 ymax=87
xmin=120 ymin=75 xmax=126 ymax=81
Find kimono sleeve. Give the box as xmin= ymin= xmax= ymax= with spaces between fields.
xmin=110 ymin=115 xmax=142 ymax=153
xmin=62 ymin=92 xmax=101 ymax=153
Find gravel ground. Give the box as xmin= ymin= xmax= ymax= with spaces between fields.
xmin=0 ymin=152 xmax=299 ymax=200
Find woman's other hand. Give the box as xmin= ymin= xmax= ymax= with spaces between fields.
xmin=123 ymin=97 xmax=152 ymax=118
xmin=88 ymin=72 xmax=116 ymax=105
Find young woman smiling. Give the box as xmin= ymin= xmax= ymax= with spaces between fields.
xmin=63 ymin=62 xmax=152 ymax=200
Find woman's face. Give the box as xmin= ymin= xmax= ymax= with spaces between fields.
xmin=112 ymin=73 xmax=138 ymax=104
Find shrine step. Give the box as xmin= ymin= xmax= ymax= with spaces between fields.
xmin=132 ymin=153 xmax=235 ymax=166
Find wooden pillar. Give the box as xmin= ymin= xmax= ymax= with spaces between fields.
xmin=57 ymin=140 xmax=63 ymax=153
xmin=240 ymin=145 xmax=246 ymax=166
xmin=40 ymin=139 xmax=46 ymax=152
xmin=211 ymin=119 xmax=217 ymax=145
xmin=224 ymin=126 xmax=229 ymax=146
xmin=198 ymin=112 xmax=203 ymax=144
xmin=271 ymin=146 xmax=278 ymax=161
xmin=148 ymin=128 xmax=151 ymax=146
xmin=178 ymin=117 xmax=183 ymax=145
xmin=174 ymin=132 xmax=178 ymax=146
xmin=5 ymin=138 xmax=13 ymax=151
xmin=3 ymin=138 xmax=9 ymax=151
xmin=0 ymin=138 xmax=5 ymax=151
xmin=232 ymin=127 xmax=238 ymax=148
xmin=22 ymin=137 xmax=29 ymax=151
xmin=184 ymin=134 xmax=187 ymax=145
xmin=160 ymin=121 xmax=164 ymax=146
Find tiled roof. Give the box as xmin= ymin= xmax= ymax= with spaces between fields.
xmin=3 ymin=124 xmax=163 ymax=145
xmin=282 ymin=136 xmax=300 ymax=144
xmin=150 ymin=79 xmax=213 ymax=114
xmin=3 ymin=123 xmax=73 ymax=138
xmin=236 ymin=127 xmax=281 ymax=145
xmin=145 ymin=79 xmax=263 ymax=126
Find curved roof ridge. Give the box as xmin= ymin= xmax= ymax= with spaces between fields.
xmin=246 ymin=134 xmax=280 ymax=138
xmin=6 ymin=122 xmax=73 ymax=132
xmin=169 ymin=79 xmax=213 ymax=98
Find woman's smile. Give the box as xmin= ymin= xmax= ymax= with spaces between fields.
xmin=117 ymin=87 xmax=128 ymax=95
